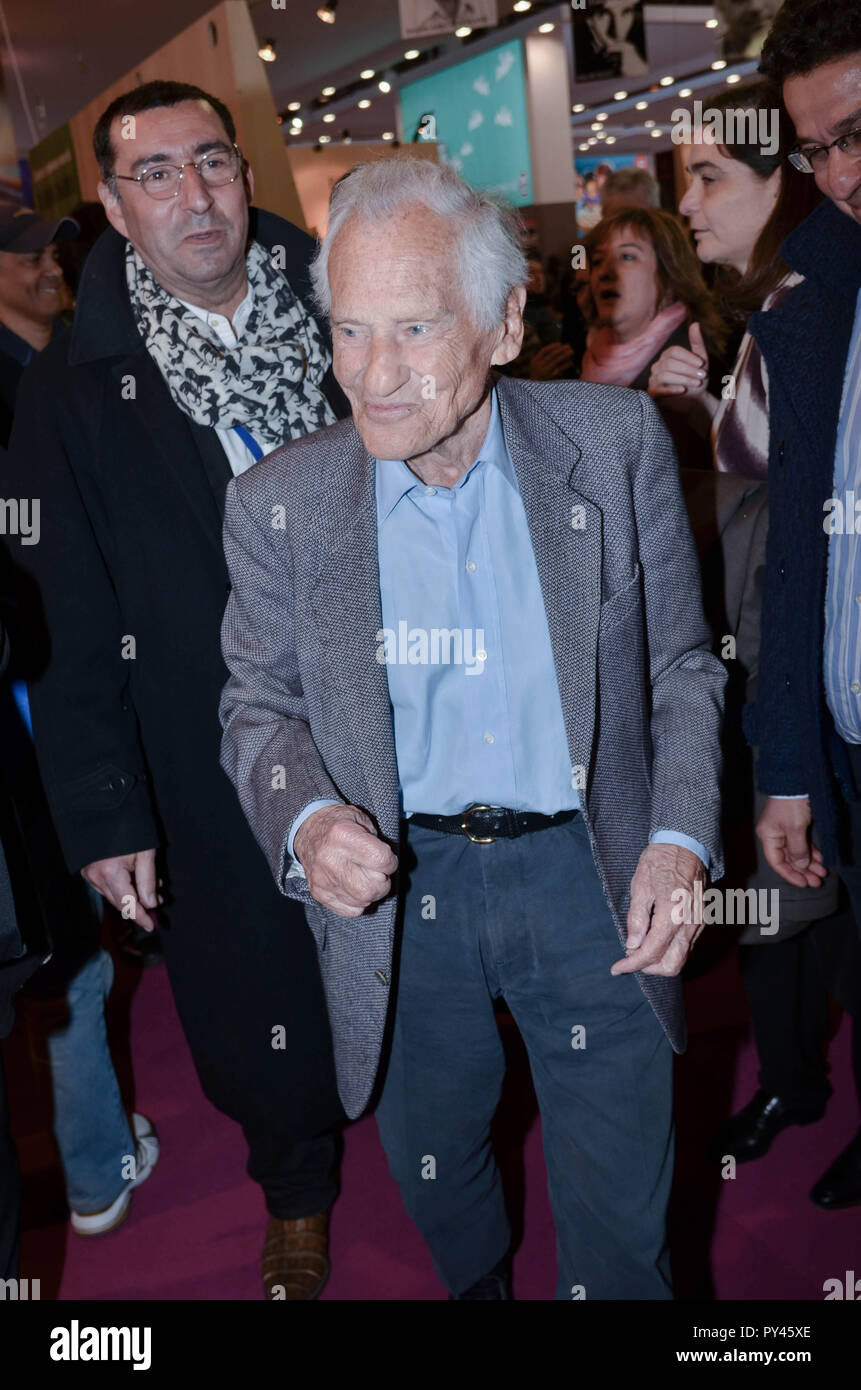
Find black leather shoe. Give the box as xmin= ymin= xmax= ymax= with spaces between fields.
xmin=449 ymin=1258 xmax=512 ymax=1300
xmin=810 ymin=1128 xmax=861 ymax=1210
xmin=708 ymin=1090 xmax=826 ymax=1164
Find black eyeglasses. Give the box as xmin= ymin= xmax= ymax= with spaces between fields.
xmin=112 ymin=144 xmax=244 ymax=200
xmin=789 ymin=127 xmax=861 ymax=173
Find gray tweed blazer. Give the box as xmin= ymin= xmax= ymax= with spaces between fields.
xmin=219 ymin=375 xmax=726 ymax=1119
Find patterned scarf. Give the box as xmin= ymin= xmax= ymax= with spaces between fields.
xmin=125 ymin=240 xmax=336 ymax=450
xmin=580 ymin=301 xmax=688 ymax=387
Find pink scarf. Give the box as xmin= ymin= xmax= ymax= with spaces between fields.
xmin=580 ymin=301 xmax=688 ymax=387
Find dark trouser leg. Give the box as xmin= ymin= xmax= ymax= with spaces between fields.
xmin=494 ymin=815 xmax=674 ymax=1301
xmin=737 ymin=931 xmax=831 ymax=1110
xmin=374 ymin=825 xmax=510 ymax=1296
xmin=242 ymin=1125 xmax=341 ymax=1221
xmin=809 ymin=903 xmax=861 ymax=1114
xmin=0 ymin=1051 xmax=19 ymax=1280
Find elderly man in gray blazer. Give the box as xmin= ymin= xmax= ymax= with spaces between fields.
xmin=219 ymin=158 xmax=725 ymax=1301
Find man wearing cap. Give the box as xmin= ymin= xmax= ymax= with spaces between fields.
xmin=0 ymin=207 xmax=77 ymax=447
xmin=6 ymin=80 xmax=348 ymax=1299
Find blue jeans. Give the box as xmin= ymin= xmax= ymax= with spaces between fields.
xmin=375 ymin=813 xmax=675 ymax=1300
xmin=45 ymin=947 xmax=135 ymax=1213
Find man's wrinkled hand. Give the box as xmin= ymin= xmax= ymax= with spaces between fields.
xmin=81 ymin=848 xmax=161 ymax=932
xmin=611 ymin=842 xmax=706 ymax=978
xmin=295 ymin=804 xmax=398 ymax=918
xmin=756 ymin=795 xmax=827 ymax=888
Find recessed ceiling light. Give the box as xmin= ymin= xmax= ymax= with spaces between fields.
xmin=591 ymin=123 xmax=602 ymax=131
xmin=257 ymin=39 xmax=276 ymax=63
xmin=712 ymin=59 xmax=727 ymax=70
xmin=455 ymin=25 xmax=471 ymax=37
xmin=579 ymin=143 xmax=589 ymax=151
xmin=613 ymin=90 xmax=627 ymax=100
xmin=538 ymin=21 xmax=554 ymax=32
xmin=318 ymin=135 xmax=331 ymax=145
xmin=596 ymin=112 xmax=608 ymax=120
xmin=572 ymin=103 xmax=585 ymax=113
xmin=291 ymin=118 xmax=303 ymax=129
xmin=605 ymin=136 xmax=616 ymax=144
xmin=289 ymin=127 xmax=301 ymax=136
xmin=316 ymin=3 xmax=337 ymax=23
xmin=360 ymin=69 xmax=375 ymax=80
xmin=323 ymin=113 xmax=336 ymax=123
xmin=358 ymin=99 xmax=371 ymax=109
xmin=287 ymin=101 xmax=301 ymax=112
xmin=659 ymin=76 xmax=674 ymax=86
xmin=726 ymin=73 xmax=741 ymax=83
xmin=706 ymin=17 xmax=719 ymax=27
xmin=587 ymin=137 xmax=597 ymax=145
xmin=679 ymin=88 xmax=692 ymax=98
xmin=404 ymin=49 xmax=420 ymax=60
xmin=378 ymin=80 xmax=391 ymax=93
xmin=321 ymin=85 xmax=335 ymax=97
xmin=382 ymin=131 xmax=395 ymax=141
xmin=644 ymin=119 xmax=656 ymax=128
xmin=635 ymin=100 xmax=648 ymax=110
xmin=651 ymin=129 xmax=662 ymax=138
xmin=513 ymin=1 xmax=532 ymax=11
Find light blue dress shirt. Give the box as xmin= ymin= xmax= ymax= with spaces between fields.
xmin=824 ymin=287 xmax=861 ymax=743
xmin=290 ymin=389 xmax=708 ymax=867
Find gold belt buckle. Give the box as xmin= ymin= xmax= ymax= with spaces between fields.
xmin=461 ymin=804 xmax=496 ymax=844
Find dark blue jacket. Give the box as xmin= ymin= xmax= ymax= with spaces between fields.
xmin=744 ymin=199 xmax=861 ymax=864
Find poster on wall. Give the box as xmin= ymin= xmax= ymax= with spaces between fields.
xmin=574 ymin=152 xmax=652 ymax=228
xmin=28 ymin=123 xmax=82 ymax=220
xmin=573 ymin=0 xmax=648 ymax=82
xmin=398 ymin=0 xmax=497 ymax=41
xmin=400 ymin=38 xmax=533 ymax=206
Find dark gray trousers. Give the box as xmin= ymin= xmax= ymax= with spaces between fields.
xmin=375 ymin=813 xmax=674 ymax=1299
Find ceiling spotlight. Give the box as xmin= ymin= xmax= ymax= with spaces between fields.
xmin=358 ymin=98 xmax=371 ymax=109
xmin=455 ymin=25 xmax=472 ymax=37
xmin=587 ymin=137 xmax=597 ymax=145
xmin=572 ymin=102 xmax=585 ymax=113
xmin=679 ymin=88 xmax=692 ymax=98
xmin=360 ymin=69 xmax=375 ymax=80
xmin=316 ymin=3 xmax=337 ymax=23
xmin=378 ymin=79 xmax=391 ymax=93
xmin=591 ymin=122 xmax=603 ymax=131
xmin=288 ymin=126 xmax=301 ymax=136
xmin=605 ymin=136 xmax=616 ymax=144
xmin=257 ymin=39 xmax=276 ymax=63
xmin=319 ymin=133 xmax=332 ymax=144
xmin=650 ymin=128 xmax=662 ymax=138
xmin=287 ymin=101 xmax=301 ymax=112
xmin=342 ymin=131 xmax=352 ymax=143
xmin=613 ymin=90 xmax=627 ymax=100
xmin=291 ymin=118 xmax=303 ymax=129
xmin=596 ymin=111 xmax=608 ymax=120
xmin=726 ymin=73 xmax=741 ymax=83
xmin=711 ymin=59 xmax=727 ymax=70
xmin=323 ymin=112 xmax=336 ymax=123
xmin=538 ymin=21 xmax=554 ymax=31
xmin=382 ymin=131 xmax=395 ymax=141
xmin=644 ymin=119 xmax=655 ymax=128
xmin=578 ymin=143 xmax=589 ymax=151
xmin=635 ymin=100 xmax=648 ymax=110
xmin=706 ymin=17 xmax=719 ymax=27
xmin=321 ymin=85 xmax=335 ymax=97
xmin=659 ymin=76 xmax=674 ymax=86
xmin=513 ymin=0 xmax=532 ymax=10
xmin=404 ymin=49 xmax=420 ymax=59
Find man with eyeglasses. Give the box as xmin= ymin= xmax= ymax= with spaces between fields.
xmin=741 ymin=3 xmax=861 ymax=1210
xmin=5 ymin=81 xmax=349 ymax=1298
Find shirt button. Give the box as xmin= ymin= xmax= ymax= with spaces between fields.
xmin=483 ymin=732 xmax=495 ymax=745
xmin=852 ymin=683 xmax=861 ymax=695
xmin=424 ymin=486 xmax=436 ymax=497
xmin=466 ymin=560 xmax=477 ymax=573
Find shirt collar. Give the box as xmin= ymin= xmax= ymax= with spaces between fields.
xmin=175 ymin=281 xmax=253 ymax=338
xmin=375 ymin=387 xmax=512 ymax=522
xmin=0 ymin=320 xmax=40 ymax=366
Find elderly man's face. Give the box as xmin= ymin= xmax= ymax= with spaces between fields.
xmin=98 ymin=100 xmax=253 ymax=302
xmin=329 ymin=206 xmax=523 ymax=463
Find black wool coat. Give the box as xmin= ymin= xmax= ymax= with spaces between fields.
xmin=3 ymin=209 xmax=349 ymax=1135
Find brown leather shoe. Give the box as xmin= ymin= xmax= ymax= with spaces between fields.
xmin=261 ymin=1211 xmax=331 ymax=1300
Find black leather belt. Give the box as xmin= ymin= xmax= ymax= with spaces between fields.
xmin=409 ymin=804 xmax=579 ymax=844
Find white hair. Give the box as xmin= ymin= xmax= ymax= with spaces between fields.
xmin=310 ymin=157 xmax=528 ymax=331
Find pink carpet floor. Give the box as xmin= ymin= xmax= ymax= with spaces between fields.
xmin=5 ymin=937 xmax=860 ymax=1301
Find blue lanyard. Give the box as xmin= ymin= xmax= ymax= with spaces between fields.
xmin=232 ymin=425 xmax=264 ymax=461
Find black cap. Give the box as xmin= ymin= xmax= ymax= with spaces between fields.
xmin=0 ymin=205 xmax=79 ymax=253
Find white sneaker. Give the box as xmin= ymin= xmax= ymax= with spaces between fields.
xmin=70 ymin=1113 xmax=160 ymax=1236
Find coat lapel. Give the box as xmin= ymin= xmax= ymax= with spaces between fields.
xmin=496 ymin=378 xmax=603 ymax=783
xmin=307 ymin=430 xmax=400 ymax=838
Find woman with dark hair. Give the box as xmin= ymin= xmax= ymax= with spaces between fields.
xmin=648 ymin=82 xmax=821 ymax=475
xmin=579 ymin=207 xmax=728 ymax=465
